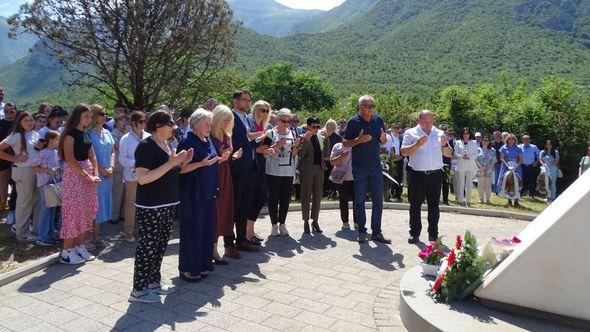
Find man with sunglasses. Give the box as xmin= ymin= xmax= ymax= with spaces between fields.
xmin=343 ymin=95 xmax=391 ymax=244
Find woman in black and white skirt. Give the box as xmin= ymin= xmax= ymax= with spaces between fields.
xmin=129 ymin=110 xmax=193 ymax=303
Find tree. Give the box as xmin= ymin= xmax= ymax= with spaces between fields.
xmin=249 ymin=62 xmax=336 ymax=111
xmin=9 ymin=0 xmax=238 ymax=109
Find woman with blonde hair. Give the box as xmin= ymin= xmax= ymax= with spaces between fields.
xmin=242 ymin=100 xmax=272 ymax=246
xmin=211 ymin=105 xmax=242 ymax=264
xmin=88 ymin=104 xmax=115 ymax=248
xmin=497 ymin=133 xmax=523 ymax=207
xmin=322 ymin=118 xmax=341 ymax=198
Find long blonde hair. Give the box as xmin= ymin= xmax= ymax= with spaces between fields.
xmin=212 ymin=104 xmax=234 ymax=139
xmin=89 ymin=104 xmax=107 ymax=131
xmin=251 ymin=100 xmax=271 ymax=129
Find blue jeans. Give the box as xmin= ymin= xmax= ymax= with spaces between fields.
xmin=353 ymin=166 xmax=383 ymax=235
xmin=493 ymin=163 xmax=501 ymax=194
xmin=38 ymin=187 xmax=61 ymax=242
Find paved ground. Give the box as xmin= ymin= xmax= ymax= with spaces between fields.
xmin=0 ymin=209 xmax=529 ymax=331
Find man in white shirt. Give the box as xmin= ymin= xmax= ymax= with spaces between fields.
xmin=401 ymin=110 xmax=452 ymax=244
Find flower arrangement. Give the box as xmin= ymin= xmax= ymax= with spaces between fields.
xmin=418 ymin=237 xmax=446 ymax=265
xmin=428 ymin=231 xmax=485 ymax=302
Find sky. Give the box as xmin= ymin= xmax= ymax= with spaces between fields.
xmin=275 ymin=0 xmax=345 ymax=10
xmin=0 ymin=0 xmax=345 ymax=17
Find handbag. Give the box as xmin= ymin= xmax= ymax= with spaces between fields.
xmin=329 ymin=167 xmax=347 ymax=185
xmin=44 ymin=175 xmax=62 ymax=208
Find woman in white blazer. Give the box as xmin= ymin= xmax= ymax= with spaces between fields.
xmin=454 ymin=127 xmax=479 ymax=206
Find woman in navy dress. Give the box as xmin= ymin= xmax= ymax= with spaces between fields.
xmin=177 ymin=109 xmax=230 ymax=282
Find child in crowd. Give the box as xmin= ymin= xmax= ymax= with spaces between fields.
xmin=31 ymin=130 xmax=62 ymax=246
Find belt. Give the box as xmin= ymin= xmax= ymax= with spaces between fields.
xmin=522 ymin=164 xmax=534 ymax=167
xmin=412 ymin=169 xmax=441 ymax=175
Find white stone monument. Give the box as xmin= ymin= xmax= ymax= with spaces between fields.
xmin=475 ymin=170 xmax=590 ymax=326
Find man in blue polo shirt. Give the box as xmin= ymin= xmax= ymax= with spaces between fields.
xmin=343 ymin=95 xmax=390 ymax=244
xmin=518 ymin=135 xmax=540 ymax=198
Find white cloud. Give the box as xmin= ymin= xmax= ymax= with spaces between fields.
xmin=275 ymin=0 xmax=345 ymax=11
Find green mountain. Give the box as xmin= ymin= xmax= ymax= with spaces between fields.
xmin=226 ymin=0 xmax=322 ymax=36
xmin=3 ymin=0 xmax=590 ymax=106
xmin=235 ymin=0 xmax=590 ymax=95
xmin=0 ymin=16 xmax=36 ymax=68
xmin=292 ymin=0 xmax=378 ymax=34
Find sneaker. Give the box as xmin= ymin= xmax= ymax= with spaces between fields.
xmin=59 ymin=249 xmax=85 ymax=265
xmin=148 ymin=282 xmax=175 ymax=296
xmin=279 ymin=224 xmax=289 ymax=236
xmin=36 ymin=239 xmax=55 ymax=247
xmin=129 ymin=290 xmax=161 ymax=303
xmin=23 ymin=233 xmax=38 ymax=242
xmin=6 ymin=212 xmax=14 ymax=225
xmin=270 ymin=225 xmax=279 ymax=237
xmin=75 ymin=246 xmax=96 ymax=261
xmin=341 ymin=222 xmax=351 ymax=230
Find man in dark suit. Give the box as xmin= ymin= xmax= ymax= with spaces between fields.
xmin=226 ymin=90 xmax=263 ymax=257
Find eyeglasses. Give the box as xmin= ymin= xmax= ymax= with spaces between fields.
xmin=279 ymin=119 xmax=289 ymax=123
xmin=360 ymin=104 xmax=376 ymax=109
xmin=98 ymin=112 xmax=107 ymax=117
xmin=258 ymin=108 xmax=269 ymax=113
xmin=239 ymin=98 xmax=251 ymax=102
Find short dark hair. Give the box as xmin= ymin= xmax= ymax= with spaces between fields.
xmin=306 ymin=116 xmax=320 ymax=126
xmin=38 ymin=103 xmax=52 ymax=113
xmin=146 ymin=110 xmax=172 ymax=133
xmin=232 ymin=89 xmax=251 ymax=100
xmin=129 ymin=111 xmax=144 ymax=125
xmin=461 ymin=127 xmax=472 ymax=138
xmin=179 ymin=107 xmax=193 ymax=120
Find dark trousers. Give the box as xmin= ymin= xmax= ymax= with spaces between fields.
xmin=248 ymin=171 xmax=267 ymax=221
xmin=338 ymin=180 xmax=358 ymax=224
xmin=300 ymin=165 xmax=324 ymax=222
xmin=441 ymin=165 xmax=450 ymax=204
xmin=133 ymin=205 xmax=175 ymax=291
xmin=324 ymin=163 xmax=336 ymax=197
xmin=225 ymin=170 xmax=254 ymax=247
xmin=267 ymin=175 xmax=293 ymax=225
xmin=408 ymin=169 xmax=442 ymax=239
xmin=179 ymin=200 xmax=216 ymax=275
xmin=521 ymin=164 xmax=539 ymax=196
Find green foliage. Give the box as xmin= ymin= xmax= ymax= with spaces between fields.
xmin=249 ymin=62 xmax=337 ymax=111
xmin=432 ymin=231 xmax=485 ymax=303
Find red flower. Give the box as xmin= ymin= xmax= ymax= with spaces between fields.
xmin=433 ymin=275 xmax=444 ymax=292
xmin=455 ymin=235 xmax=462 ymax=250
xmin=447 ymin=250 xmax=456 ymax=266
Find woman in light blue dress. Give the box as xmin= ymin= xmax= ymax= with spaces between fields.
xmin=89 ymin=104 xmax=115 ymax=248
xmin=539 ymin=140 xmax=560 ymax=202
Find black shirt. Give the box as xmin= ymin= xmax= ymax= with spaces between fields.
xmin=0 ymin=119 xmax=14 ymax=170
xmin=67 ymin=129 xmax=92 ymax=161
xmin=134 ymin=137 xmax=181 ymax=207
xmin=311 ymin=135 xmax=322 ymax=165
xmin=490 ymin=140 xmax=504 ymax=164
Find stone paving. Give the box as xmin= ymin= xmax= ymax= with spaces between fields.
xmin=0 ymin=209 xmax=529 ymax=331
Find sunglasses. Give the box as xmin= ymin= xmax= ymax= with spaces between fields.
xmin=98 ymin=112 xmax=107 ymax=117
xmin=258 ymin=108 xmax=270 ymax=113
xmin=279 ymin=119 xmax=289 ymax=123
xmin=311 ymin=125 xmax=321 ymax=129
xmin=360 ymin=104 xmax=376 ymax=109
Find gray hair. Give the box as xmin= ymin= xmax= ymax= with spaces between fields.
xmin=358 ymin=95 xmax=374 ymax=105
xmin=276 ymin=108 xmax=292 ymax=120
xmin=190 ymin=108 xmax=213 ymax=127
xmin=418 ymin=109 xmax=434 ymax=119
xmin=325 ymin=118 xmax=337 ymax=130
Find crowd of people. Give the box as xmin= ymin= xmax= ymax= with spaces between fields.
xmin=0 ymin=85 xmax=589 ymax=303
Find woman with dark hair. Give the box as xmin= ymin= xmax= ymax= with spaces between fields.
xmin=579 ymin=146 xmax=590 ymax=177
xmin=454 ymin=127 xmax=478 ymax=206
xmin=130 ymin=110 xmax=192 ymax=303
xmin=88 ymin=104 xmax=115 ymax=247
xmin=540 ymin=140 xmax=560 ymax=203
xmin=58 ymin=104 xmax=101 ymax=264
xmin=0 ymin=111 xmax=41 ymax=241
